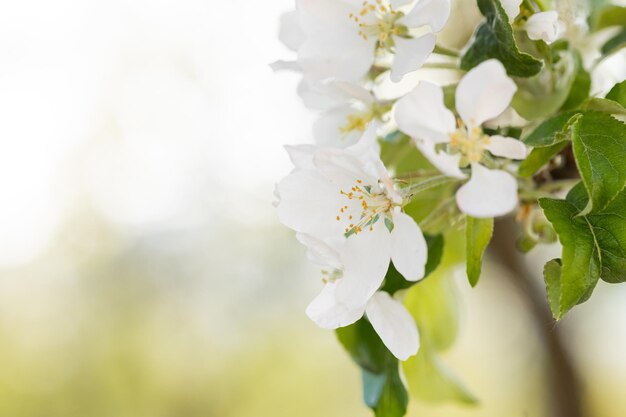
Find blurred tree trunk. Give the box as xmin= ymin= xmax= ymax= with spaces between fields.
xmin=491 ymin=218 xmax=583 ymax=417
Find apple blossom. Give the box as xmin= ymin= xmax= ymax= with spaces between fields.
xmin=276 ymin=128 xmax=428 ymax=308
xmin=297 ymin=232 xmax=419 ymax=360
xmin=295 ymin=0 xmax=451 ymax=83
xmin=395 ymin=59 xmax=527 ymax=218
xmin=298 ymin=80 xmax=392 ymax=148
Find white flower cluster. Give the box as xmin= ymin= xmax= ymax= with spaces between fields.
xmin=274 ymin=0 xmax=560 ymax=360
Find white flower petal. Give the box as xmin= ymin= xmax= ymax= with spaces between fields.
xmin=285 ymin=145 xmax=316 ymax=170
xmin=391 ymin=210 xmax=427 ymax=281
xmin=279 ymin=10 xmax=306 ymax=51
xmin=296 ymin=233 xmax=344 ymax=269
xmin=345 ymin=123 xmax=381 ymax=156
xmin=328 ymin=81 xmax=376 ymax=105
xmin=456 ymin=59 xmax=517 ymax=129
xmin=297 ymin=78 xmax=341 ymax=110
xmin=297 ymin=0 xmax=375 ymax=82
xmin=366 ymin=292 xmax=420 ymax=360
xmin=456 ymin=163 xmax=518 ymax=218
xmin=313 ymin=147 xmax=383 ymax=188
xmin=335 ymin=222 xmax=391 ymax=308
xmin=306 ymin=283 xmax=365 ymax=329
xmin=276 ymin=170 xmax=345 ymax=238
xmin=394 ymin=81 xmax=456 ymax=143
xmin=313 ymin=106 xmax=363 ymax=148
xmin=501 ymin=0 xmax=522 ymax=22
xmin=485 ymin=135 xmax=527 ymax=160
xmin=399 ymin=0 xmax=451 ymax=32
xmin=415 ymin=139 xmax=467 ymax=179
xmin=390 ymin=34 xmax=436 ymax=83
xmin=526 ymin=11 xmax=561 ymax=44
xmin=391 ymin=0 xmax=414 ymax=9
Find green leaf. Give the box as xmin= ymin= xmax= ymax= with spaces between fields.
xmin=522 ymin=112 xmax=579 ymax=147
xmin=560 ymin=51 xmax=591 ymax=111
xmin=590 ymin=5 xmax=626 ymax=31
xmin=566 ymin=184 xmax=626 ymax=284
xmin=336 ymin=319 xmax=387 ymax=373
xmin=540 ymin=183 xmax=626 ymax=318
xmin=460 ymin=0 xmax=542 ymax=77
xmin=381 ymin=234 xmax=444 ymax=294
xmin=570 ymin=112 xmax=626 ymax=215
xmin=518 ymin=141 xmax=569 ymax=178
xmin=337 ymin=320 xmax=408 ymax=417
xmin=543 ymin=258 xmax=562 ymax=319
xmin=581 ymin=98 xmax=626 ymax=115
xmin=404 ymin=231 xmax=464 ymax=352
xmin=402 ymin=345 xmax=476 ymax=405
xmin=606 ymin=80 xmax=626 ymax=107
xmin=465 ymin=216 xmax=494 ymax=287
xmin=601 ymin=28 xmax=626 ymax=57
xmin=539 ymin=195 xmax=601 ymax=318
xmin=402 ymin=231 xmax=474 ymax=405
xmin=379 ymin=134 xmax=435 ymax=175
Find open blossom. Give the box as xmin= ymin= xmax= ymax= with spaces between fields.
xmin=297 ymin=233 xmax=419 ymax=360
xmin=294 ymin=0 xmax=451 ymax=83
xmin=299 ymin=80 xmax=390 ymax=148
xmin=395 ymin=59 xmax=527 ymax=218
xmin=276 ymin=128 xmax=428 ymax=309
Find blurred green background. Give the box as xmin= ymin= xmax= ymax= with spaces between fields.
xmin=0 ymin=0 xmax=625 ymax=416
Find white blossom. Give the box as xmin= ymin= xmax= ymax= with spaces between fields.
xmin=395 ymin=59 xmax=527 ymax=218
xmin=276 ymin=128 xmax=428 ymax=309
xmin=295 ymin=0 xmax=451 ymax=83
xmin=298 ymin=232 xmax=420 ymax=360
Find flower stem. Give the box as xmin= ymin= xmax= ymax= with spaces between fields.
xmin=433 ymin=45 xmax=460 ymax=58
xmin=534 ymin=0 xmax=547 ymax=11
xmin=401 ymin=175 xmax=459 ymax=201
xmin=421 ymin=62 xmax=461 ymax=71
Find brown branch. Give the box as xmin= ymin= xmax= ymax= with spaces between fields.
xmin=490 ymin=218 xmax=583 ymax=417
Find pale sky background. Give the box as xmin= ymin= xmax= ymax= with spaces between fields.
xmin=0 ymin=0 xmax=310 ymax=266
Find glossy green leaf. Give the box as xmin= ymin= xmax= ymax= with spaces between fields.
xmin=570 ymin=112 xmax=626 ymax=214
xmin=337 ymin=320 xmax=408 ymax=417
xmin=460 ymin=0 xmax=542 ymax=77
xmin=539 ymin=194 xmax=601 ymax=318
xmin=522 ymin=112 xmax=578 ymax=147
xmin=606 ymin=80 xmax=626 ymax=107
xmin=566 ymin=184 xmax=626 ymax=284
xmin=540 ymin=183 xmax=626 ymax=318
xmin=465 ymin=216 xmax=494 ymax=287
xmin=518 ymin=141 xmax=569 ymax=178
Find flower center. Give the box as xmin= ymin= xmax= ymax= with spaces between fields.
xmin=340 ymin=110 xmax=375 ymax=136
xmin=321 ymin=269 xmax=343 ymax=284
xmin=336 ymin=179 xmax=394 ymax=237
xmin=348 ymin=0 xmax=404 ymax=49
xmin=449 ymin=124 xmax=491 ymax=163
